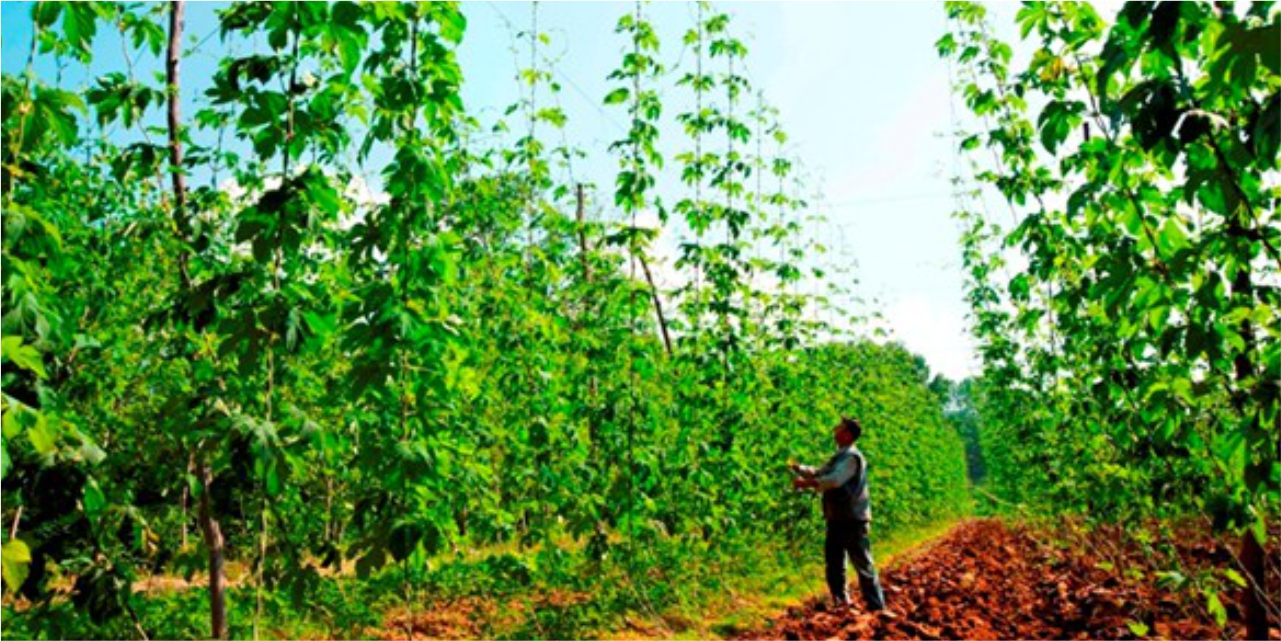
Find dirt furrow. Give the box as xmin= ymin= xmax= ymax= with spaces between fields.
xmin=749 ymin=519 xmax=1280 ymax=640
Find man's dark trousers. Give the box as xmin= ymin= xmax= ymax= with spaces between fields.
xmin=825 ymin=519 xmax=885 ymax=609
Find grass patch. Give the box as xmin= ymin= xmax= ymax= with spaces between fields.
xmin=602 ymin=515 xmax=973 ymax=640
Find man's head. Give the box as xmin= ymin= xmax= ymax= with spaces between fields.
xmin=834 ymin=416 xmax=862 ymax=447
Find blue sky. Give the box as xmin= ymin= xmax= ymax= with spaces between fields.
xmin=463 ymin=2 xmax=1002 ymax=381
xmin=1 ymin=2 xmax=1045 ymax=381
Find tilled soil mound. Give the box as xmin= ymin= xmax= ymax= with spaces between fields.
xmin=750 ymin=519 xmax=1280 ymax=640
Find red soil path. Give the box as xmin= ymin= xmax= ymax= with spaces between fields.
xmin=749 ymin=519 xmax=1279 ymax=640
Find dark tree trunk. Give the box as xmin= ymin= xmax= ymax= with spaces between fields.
xmin=166 ymin=1 xmax=191 ymax=287
xmin=197 ymin=461 xmax=227 ymax=640
xmin=1226 ymin=213 xmax=1266 ymax=641
xmin=1240 ymin=529 xmax=1268 ymax=640
xmin=638 ymin=253 xmax=673 ymax=357
xmin=1233 ymin=266 xmax=1267 ymax=641
xmin=168 ymin=5 xmax=224 ymax=639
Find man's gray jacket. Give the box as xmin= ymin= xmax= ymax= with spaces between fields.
xmin=797 ymin=445 xmax=871 ymax=522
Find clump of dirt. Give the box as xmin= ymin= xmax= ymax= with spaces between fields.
xmin=748 ymin=519 xmax=1280 ymax=640
xmin=371 ymin=590 xmax=596 ymax=640
xmin=373 ymin=597 xmax=502 ymax=640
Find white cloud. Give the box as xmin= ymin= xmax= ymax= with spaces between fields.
xmin=874 ymin=294 xmax=978 ymax=381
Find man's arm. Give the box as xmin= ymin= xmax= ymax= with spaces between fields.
xmin=789 ymin=463 xmax=820 ymax=479
xmin=811 ymin=455 xmax=858 ymax=491
xmin=790 ymin=462 xmax=821 ymax=489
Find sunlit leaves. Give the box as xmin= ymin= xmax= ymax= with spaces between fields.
xmin=1 ymin=336 xmax=47 ymax=380
xmin=85 ymin=73 xmax=163 ymax=129
xmin=1 ymin=538 xmax=32 ymax=593
xmin=603 ymin=87 xmax=630 ymax=105
xmin=33 ymin=2 xmax=110 ymax=62
xmin=327 ymin=2 xmax=369 ymax=76
xmin=83 ymin=476 xmax=106 ymax=520
xmin=434 ymin=6 xmax=467 ymax=45
xmin=942 ymin=0 xmax=1279 ymax=560
xmin=1037 ymin=100 xmax=1084 ymax=154
xmin=607 ymin=4 xmax=665 ymax=218
xmin=3 ymin=80 xmax=84 ymax=156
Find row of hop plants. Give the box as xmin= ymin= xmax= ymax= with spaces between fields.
xmin=940 ymin=2 xmax=1278 ymax=637
xmin=1 ymin=2 xmax=971 ymax=638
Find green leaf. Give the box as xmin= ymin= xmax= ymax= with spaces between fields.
xmin=28 ymin=414 xmax=58 ymax=457
xmin=1 ymin=539 xmax=31 ymax=592
xmin=1119 ymin=204 xmax=1145 ymax=237
xmin=1209 ymin=428 xmax=1247 ymax=490
xmin=1251 ymin=516 xmax=1268 ymax=551
xmin=1009 ymin=274 xmax=1031 ymax=301
xmin=1126 ymin=620 xmax=1150 ymax=638
xmin=35 ymin=86 xmax=84 ymax=147
xmin=33 ymin=2 xmax=62 ymax=27
xmin=1205 ymin=591 xmax=1227 ymax=629
xmin=935 ymin=33 xmax=957 ymax=56
xmin=1156 ymin=570 xmax=1186 ymax=589
xmin=77 ymin=439 xmax=106 ymax=466
xmin=355 ymin=547 xmax=387 ymax=580
xmin=1156 ymin=218 xmax=1188 ymax=256
xmin=388 ymin=521 xmax=422 ymax=562
xmin=303 ymin=311 xmax=337 ymax=338
xmin=1251 ymin=93 xmax=1280 ymax=169
xmin=603 ymin=87 xmax=630 ymax=105
xmin=1120 ymin=81 xmax=1179 ymax=150
xmin=303 ymin=171 xmax=341 ymax=217
xmin=1037 ymin=100 xmax=1082 ymax=154
xmin=1 ymin=336 xmax=48 ymax=380
xmin=265 ymin=461 xmax=281 ymax=497
xmin=1217 ymin=325 xmax=1246 ymax=353
xmin=1148 ymin=305 xmax=1171 ymax=330
xmin=335 ymin=31 xmax=364 ymax=77
xmin=84 ymin=477 xmax=106 ymax=519
xmin=61 ymin=2 xmax=101 ymax=56
xmin=437 ymin=8 xmax=467 ymax=44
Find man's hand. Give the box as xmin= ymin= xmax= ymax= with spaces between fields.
xmin=788 ymin=462 xmax=815 ymax=479
xmin=791 ymin=477 xmax=815 ymax=490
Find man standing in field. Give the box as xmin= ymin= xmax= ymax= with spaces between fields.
xmin=789 ymin=416 xmax=887 ymax=612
